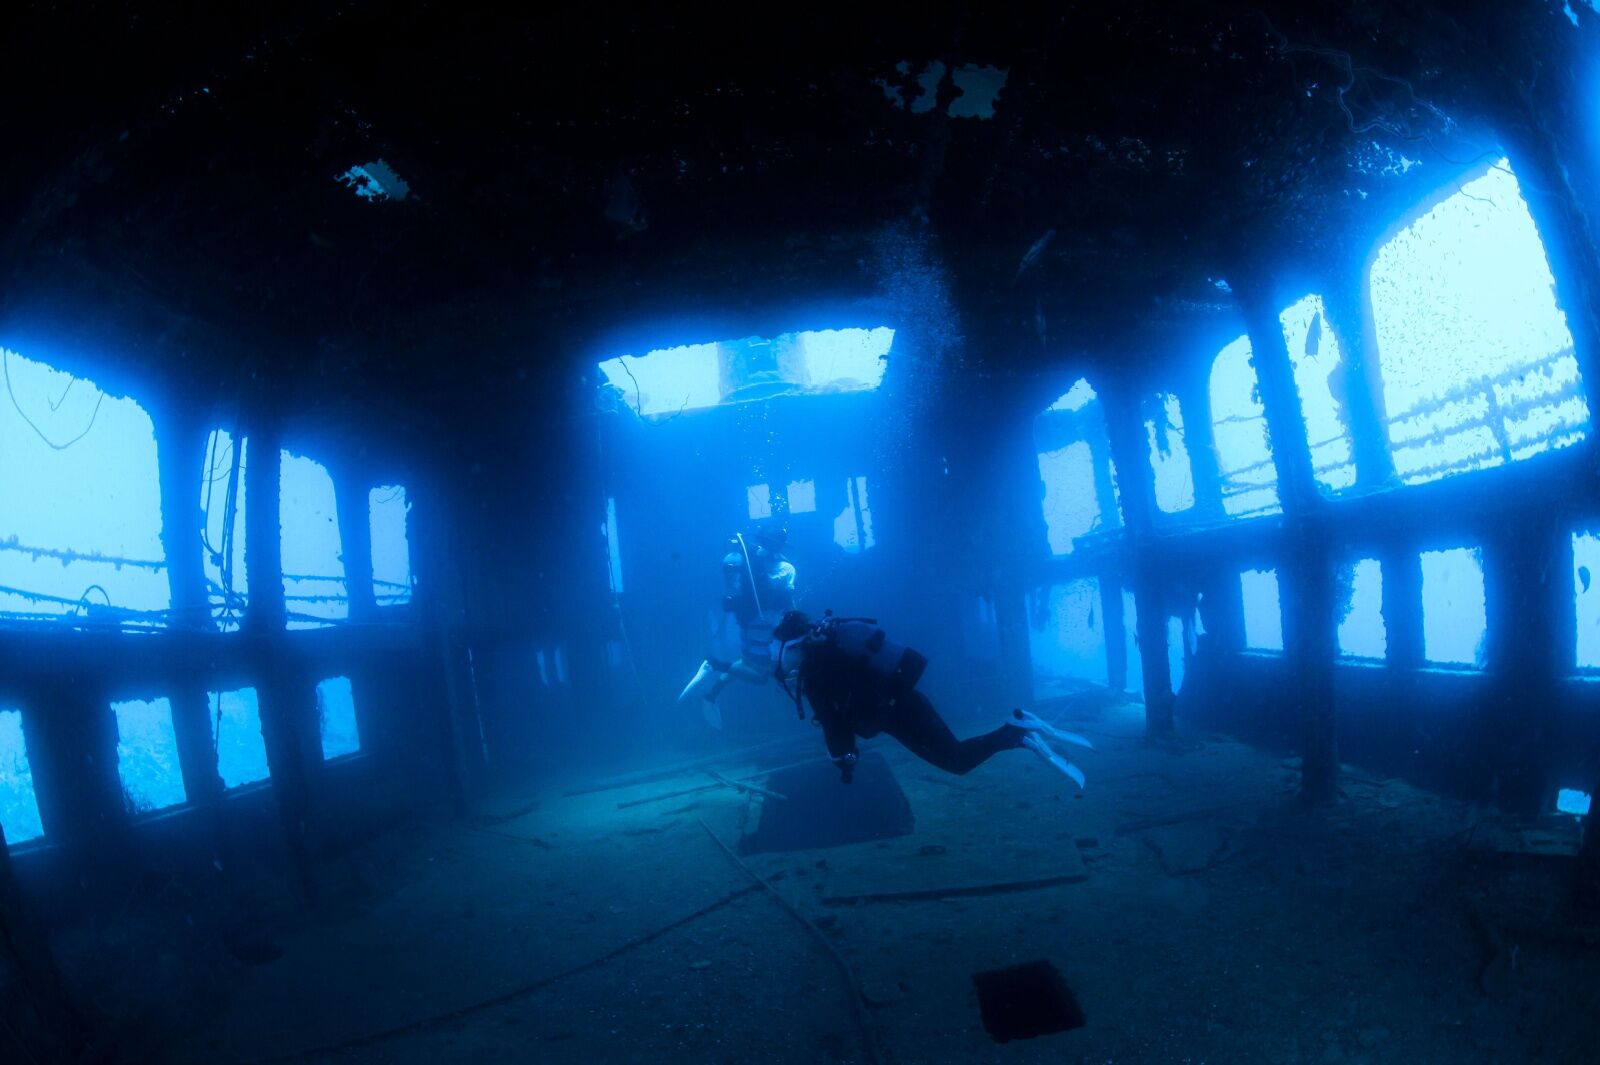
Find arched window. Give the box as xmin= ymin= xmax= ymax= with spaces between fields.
xmin=1034 ymin=378 xmax=1121 ymax=554
xmin=1210 ymin=336 xmax=1280 ymax=517
xmin=1283 ymin=295 xmax=1357 ymax=492
xmin=1370 ymin=160 xmax=1589 ymax=484
xmin=281 ymin=451 xmax=348 ymax=629
xmin=0 ymin=348 xmax=168 ymax=625
xmin=1144 ymin=392 xmax=1195 ymax=514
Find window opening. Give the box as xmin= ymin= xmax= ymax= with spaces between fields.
xmin=1144 ymin=393 xmax=1196 ymax=514
xmin=1035 ymin=378 xmax=1122 ymax=555
xmin=1283 ymin=295 xmax=1357 ymax=491
xmin=1028 ymin=580 xmax=1107 ymax=695
xmin=1370 ymin=161 xmax=1589 ymax=484
xmin=1574 ymin=531 xmax=1600 ymax=670
xmin=113 ymin=697 xmax=187 ymax=813
xmin=1420 ymin=547 xmax=1487 ymax=667
xmin=369 ymin=485 xmax=413 ymax=607
xmin=747 ymin=483 xmax=772 ymax=520
xmin=1241 ymin=569 xmax=1284 ymax=652
xmin=202 ymin=430 xmax=248 ymax=629
xmin=787 ymin=479 xmax=817 ymax=514
xmin=833 ymin=476 xmax=876 ymax=553
xmin=603 ymin=496 xmax=623 ymax=595
xmin=316 ymin=676 xmax=361 ymax=760
xmin=0 ymin=709 xmax=44 ymax=844
xmin=281 ymin=451 xmax=348 ymax=629
xmin=1337 ymin=558 xmax=1387 ymax=660
xmin=1210 ymin=336 xmax=1281 ymax=517
xmin=0 ymin=347 xmax=169 ymax=626
xmin=211 ymin=687 xmax=269 ymax=790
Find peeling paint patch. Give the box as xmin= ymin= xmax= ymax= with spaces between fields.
xmin=875 ymin=62 xmax=1007 ymax=119
xmin=338 ymin=159 xmax=410 ymax=202
xmin=949 ymin=65 xmax=1008 ymax=119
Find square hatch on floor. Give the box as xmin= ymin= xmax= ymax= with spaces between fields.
xmin=971 ymin=959 xmax=1085 ymax=1043
xmin=738 ymin=751 xmax=912 ymax=854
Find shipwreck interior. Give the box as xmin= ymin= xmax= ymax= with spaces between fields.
xmin=3 ymin=3 xmax=1600 ymax=1063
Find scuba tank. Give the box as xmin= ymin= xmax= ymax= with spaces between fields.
xmin=826 ymin=617 xmax=928 ymax=697
xmin=800 ymin=612 xmax=927 ymax=697
xmin=774 ymin=610 xmax=928 ymax=719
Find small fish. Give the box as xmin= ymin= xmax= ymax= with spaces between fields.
xmin=1014 ymin=229 xmax=1056 ymax=281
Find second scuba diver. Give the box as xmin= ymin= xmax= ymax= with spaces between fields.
xmin=678 ymin=524 xmax=796 ymax=729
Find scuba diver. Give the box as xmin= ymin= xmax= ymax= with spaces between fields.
xmin=771 ymin=610 xmax=1092 ymax=786
xmin=678 ymin=524 xmax=797 ymax=729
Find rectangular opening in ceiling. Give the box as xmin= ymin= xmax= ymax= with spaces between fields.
xmin=1420 ymin=547 xmax=1487 ymax=667
xmin=0 ymin=347 xmax=169 ymax=626
xmin=1370 ymin=161 xmax=1589 ymax=485
xmin=598 ymin=327 xmax=893 ymax=418
xmin=337 ymin=159 xmax=410 ymax=202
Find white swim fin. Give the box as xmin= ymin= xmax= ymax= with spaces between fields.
xmin=1020 ymin=733 xmax=1085 ymax=789
xmin=1012 ymin=708 xmax=1094 ymax=750
xmin=678 ymin=660 xmax=717 ymax=706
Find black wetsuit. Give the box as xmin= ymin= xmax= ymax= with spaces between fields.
xmin=797 ymin=642 xmax=1024 ymax=778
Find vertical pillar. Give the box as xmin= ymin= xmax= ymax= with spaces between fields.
xmin=154 ymin=406 xmax=223 ymax=804
xmin=1480 ymin=514 xmax=1565 ymax=812
xmin=1101 ymin=570 xmax=1129 ymax=692
xmin=410 ymin=476 xmax=479 ymax=812
xmin=333 ymin=468 xmax=377 ymax=624
xmin=1382 ymin=549 xmax=1426 ymax=672
xmin=0 ymin=820 xmax=90 ymax=1059
xmin=991 ymin=413 xmax=1052 ymax=711
xmin=1082 ymin=400 xmax=1122 ymax=530
xmin=994 ymin=585 xmax=1036 ymax=710
xmin=1318 ymin=265 xmax=1397 ymax=490
xmin=1175 ymin=358 xmax=1226 ymax=521
xmin=244 ymin=417 xmax=316 ymax=903
xmin=1495 ymin=106 xmax=1600 ymax=431
xmin=29 ymin=680 xmax=123 ymax=855
xmin=1102 ymin=380 xmax=1175 ymax=737
xmin=1235 ymin=272 xmax=1339 ymax=803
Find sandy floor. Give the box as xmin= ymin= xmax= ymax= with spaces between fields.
xmin=61 ymin=695 xmax=1600 ymax=1064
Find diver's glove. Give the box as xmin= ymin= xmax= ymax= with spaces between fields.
xmin=835 ymin=752 xmax=858 ymax=784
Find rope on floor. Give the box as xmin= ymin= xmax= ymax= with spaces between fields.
xmin=697 ymin=819 xmax=886 ymax=1065
xmin=238 ymin=881 xmax=762 ymax=1064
